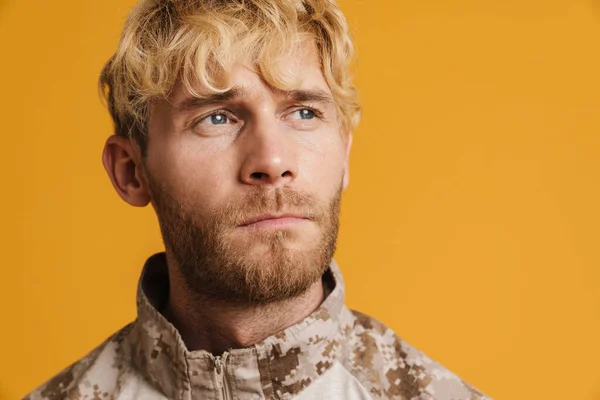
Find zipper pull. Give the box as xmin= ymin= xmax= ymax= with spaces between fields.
xmin=214 ymin=356 xmax=222 ymax=372
xmin=214 ymin=354 xmax=231 ymax=399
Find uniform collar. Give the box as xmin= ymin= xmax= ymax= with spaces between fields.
xmin=126 ymin=252 xmax=354 ymax=400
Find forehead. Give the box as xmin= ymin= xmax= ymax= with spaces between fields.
xmin=169 ymin=41 xmax=330 ymax=104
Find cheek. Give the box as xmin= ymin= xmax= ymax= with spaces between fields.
xmin=147 ymin=139 xmax=235 ymax=209
xmin=299 ymin=133 xmax=346 ymax=194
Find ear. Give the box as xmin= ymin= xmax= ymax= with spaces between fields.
xmin=102 ymin=135 xmax=151 ymax=207
xmin=342 ymin=133 xmax=353 ymax=190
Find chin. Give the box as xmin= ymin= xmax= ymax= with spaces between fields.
xmin=242 ymin=230 xmax=321 ymax=254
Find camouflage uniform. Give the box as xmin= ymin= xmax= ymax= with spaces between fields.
xmin=25 ymin=253 xmax=490 ymax=400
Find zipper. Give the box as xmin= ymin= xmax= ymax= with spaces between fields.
xmin=214 ymin=352 xmax=232 ymax=400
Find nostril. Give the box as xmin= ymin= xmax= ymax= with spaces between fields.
xmin=247 ymin=170 xmax=292 ymax=183
xmin=250 ymin=172 xmax=266 ymax=180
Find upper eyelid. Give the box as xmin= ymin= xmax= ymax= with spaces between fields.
xmin=286 ymin=104 xmax=324 ymax=114
xmin=191 ymin=109 xmax=237 ymax=126
xmin=204 ymin=109 xmax=236 ymax=118
xmin=190 ymin=104 xmax=325 ymax=125
xmin=289 ymin=105 xmax=325 ymax=119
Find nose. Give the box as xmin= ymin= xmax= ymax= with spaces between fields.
xmin=239 ymin=119 xmax=297 ymax=187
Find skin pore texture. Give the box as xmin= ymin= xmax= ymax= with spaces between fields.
xmin=102 ymin=44 xmax=352 ymax=355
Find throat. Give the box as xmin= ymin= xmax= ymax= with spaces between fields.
xmin=161 ymin=276 xmax=327 ymax=355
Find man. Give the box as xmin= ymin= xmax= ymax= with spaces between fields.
xmin=26 ymin=0 xmax=489 ymax=399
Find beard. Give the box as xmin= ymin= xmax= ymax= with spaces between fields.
xmin=147 ymin=177 xmax=342 ymax=305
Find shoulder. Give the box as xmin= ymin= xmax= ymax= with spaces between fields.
xmin=23 ymin=324 xmax=135 ymax=400
xmin=343 ymin=310 xmax=491 ymax=400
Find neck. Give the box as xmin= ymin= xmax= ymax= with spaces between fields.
xmin=162 ymin=256 xmax=326 ymax=355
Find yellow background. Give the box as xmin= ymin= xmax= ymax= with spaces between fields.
xmin=1 ymin=0 xmax=599 ymax=398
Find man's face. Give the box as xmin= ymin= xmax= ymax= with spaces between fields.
xmin=142 ymin=44 xmax=351 ymax=304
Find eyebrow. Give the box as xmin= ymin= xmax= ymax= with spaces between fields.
xmin=285 ymin=89 xmax=335 ymax=104
xmin=173 ymin=87 xmax=334 ymax=113
xmin=174 ymin=87 xmax=247 ymax=112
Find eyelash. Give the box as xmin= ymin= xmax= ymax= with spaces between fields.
xmin=294 ymin=104 xmax=324 ymax=118
xmin=191 ymin=105 xmax=324 ymax=127
xmin=192 ymin=109 xmax=236 ymax=127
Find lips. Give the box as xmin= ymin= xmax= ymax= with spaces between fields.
xmin=239 ymin=213 xmax=309 ymax=228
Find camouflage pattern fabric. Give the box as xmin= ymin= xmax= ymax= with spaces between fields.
xmin=24 ymin=253 xmax=491 ymax=400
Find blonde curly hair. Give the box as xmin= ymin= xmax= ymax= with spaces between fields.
xmin=100 ymin=0 xmax=361 ymax=148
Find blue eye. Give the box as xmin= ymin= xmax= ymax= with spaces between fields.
xmin=298 ymin=109 xmax=315 ymax=120
xmin=210 ymin=114 xmax=228 ymax=124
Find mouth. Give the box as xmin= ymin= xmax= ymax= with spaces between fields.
xmin=238 ymin=213 xmax=310 ymax=229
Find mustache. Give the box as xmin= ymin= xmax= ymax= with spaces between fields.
xmin=210 ymin=186 xmax=321 ymax=226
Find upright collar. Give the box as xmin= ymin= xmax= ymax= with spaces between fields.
xmin=126 ymin=253 xmax=355 ymax=400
